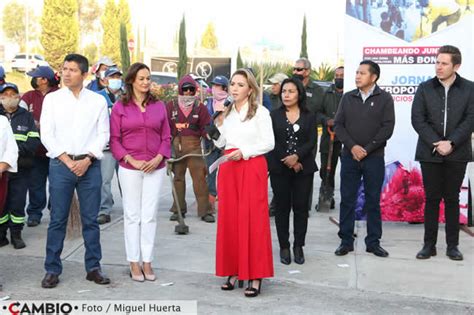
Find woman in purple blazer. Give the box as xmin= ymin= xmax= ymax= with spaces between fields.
xmin=110 ymin=63 xmax=171 ymax=282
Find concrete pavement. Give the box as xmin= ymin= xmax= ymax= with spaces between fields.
xmin=0 ymin=164 xmax=473 ymax=314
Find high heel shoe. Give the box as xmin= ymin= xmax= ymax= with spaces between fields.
xmin=244 ymin=279 xmax=262 ymax=297
xmin=142 ymin=265 xmax=156 ymax=281
xmin=129 ymin=264 xmax=144 ymax=282
xmin=221 ymin=276 xmax=244 ymax=291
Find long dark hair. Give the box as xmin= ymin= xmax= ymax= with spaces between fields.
xmin=279 ymin=77 xmax=308 ymax=112
xmin=121 ymin=62 xmax=156 ymax=106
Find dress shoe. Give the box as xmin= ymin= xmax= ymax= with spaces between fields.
xmin=416 ymin=244 xmax=437 ymax=259
xmin=293 ymin=246 xmax=305 ymax=264
xmin=366 ymin=245 xmax=389 ymax=257
xmin=41 ymin=273 xmax=59 ymax=288
xmin=201 ymin=214 xmax=215 ymax=223
xmin=280 ymin=248 xmax=291 ymax=265
xmin=27 ymin=218 xmax=40 ymax=227
xmin=97 ymin=214 xmax=111 ymax=225
xmin=335 ymin=244 xmax=354 ymax=256
xmin=446 ymin=246 xmax=463 ymax=261
xmin=86 ymin=269 xmax=110 ymax=285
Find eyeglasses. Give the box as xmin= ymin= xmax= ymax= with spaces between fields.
xmin=293 ymin=67 xmax=306 ymax=72
xmin=182 ymin=87 xmax=196 ymax=92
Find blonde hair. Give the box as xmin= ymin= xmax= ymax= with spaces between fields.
xmin=225 ymin=68 xmax=260 ymax=121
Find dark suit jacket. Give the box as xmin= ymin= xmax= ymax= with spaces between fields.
xmin=267 ymin=107 xmax=318 ymax=175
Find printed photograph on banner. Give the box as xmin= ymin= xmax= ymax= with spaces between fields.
xmin=346 ymin=0 xmax=473 ymax=42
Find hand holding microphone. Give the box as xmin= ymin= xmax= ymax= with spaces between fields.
xmin=213 ymin=96 xmax=234 ymax=127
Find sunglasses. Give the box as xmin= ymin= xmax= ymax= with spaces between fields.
xmin=293 ymin=67 xmax=306 ymax=72
xmin=182 ymin=87 xmax=196 ymax=92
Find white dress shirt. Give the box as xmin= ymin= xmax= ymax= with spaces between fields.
xmin=0 ymin=116 xmax=18 ymax=172
xmin=215 ymin=102 xmax=274 ymax=159
xmin=40 ymin=87 xmax=110 ymax=159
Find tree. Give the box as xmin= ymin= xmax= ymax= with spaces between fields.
xmin=2 ymin=1 xmax=37 ymax=51
xmin=83 ymin=43 xmax=98 ymax=63
xmin=117 ymin=0 xmax=132 ymax=38
xmin=236 ymin=48 xmax=243 ymax=69
xmin=120 ymin=23 xmax=131 ymax=75
xmin=40 ymin=0 xmax=79 ymax=70
xmin=77 ymin=0 xmax=101 ymax=33
xmin=177 ymin=15 xmax=188 ymax=79
xmin=100 ymin=0 xmax=120 ymax=66
xmin=299 ymin=15 xmax=308 ymax=58
xmin=201 ymin=22 xmax=218 ymax=50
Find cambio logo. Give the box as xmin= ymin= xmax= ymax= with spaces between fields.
xmin=4 ymin=302 xmax=74 ymax=314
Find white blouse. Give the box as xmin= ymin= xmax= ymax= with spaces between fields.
xmin=215 ymin=103 xmax=274 ymax=159
xmin=0 ymin=116 xmax=18 ymax=173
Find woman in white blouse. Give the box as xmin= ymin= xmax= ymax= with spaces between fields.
xmin=0 ymin=115 xmax=19 ymax=247
xmin=214 ymin=68 xmax=275 ymax=298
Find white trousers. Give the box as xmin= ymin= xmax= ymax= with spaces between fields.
xmin=118 ymin=166 xmax=165 ymax=263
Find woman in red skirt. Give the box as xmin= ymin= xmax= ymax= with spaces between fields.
xmin=213 ymin=69 xmax=275 ymax=297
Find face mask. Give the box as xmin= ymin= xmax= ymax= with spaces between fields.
xmin=335 ymin=78 xmax=344 ymax=90
xmin=108 ymin=79 xmax=122 ymax=90
xmin=99 ymin=71 xmax=106 ymax=80
xmin=30 ymin=77 xmax=39 ymax=89
xmin=212 ymin=87 xmax=228 ymax=101
xmin=1 ymin=97 xmax=20 ymax=111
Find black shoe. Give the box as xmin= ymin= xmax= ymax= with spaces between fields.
xmin=10 ymin=230 xmax=26 ymax=249
xmin=0 ymin=230 xmax=8 ymax=247
xmin=280 ymin=248 xmax=291 ymax=265
xmin=416 ymin=244 xmax=437 ymax=259
xmin=446 ymin=246 xmax=463 ymax=261
xmin=86 ymin=269 xmax=110 ymax=285
xmin=97 ymin=214 xmax=111 ymax=225
xmin=27 ymin=218 xmax=40 ymax=227
xmin=244 ymin=279 xmax=262 ymax=298
xmin=330 ymin=198 xmax=335 ymax=209
xmin=221 ymin=276 xmax=244 ymax=291
xmin=201 ymin=214 xmax=215 ymax=223
xmin=293 ymin=246 xmax=305 ymax=264
xmin=366 ymin=245 xmax=389 ymax=257
xmin=335 ymin=244 xmax=354 ymax=256
xmin=41 ymin=273 xmax=59 ymax=288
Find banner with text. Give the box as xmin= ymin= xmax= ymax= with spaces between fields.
xmin=345 ymin=1 xmax=473 ymax=222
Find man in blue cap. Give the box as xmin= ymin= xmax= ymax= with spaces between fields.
xmin=20 ymin=66 xmax=60 ymax=227
xmin=204 ymin=75 xmax=229 ymax=212
xmin=0 ymin=83 xmax=40 ymax=248
xmin=96 ymin=66 xmax=123 ymax=224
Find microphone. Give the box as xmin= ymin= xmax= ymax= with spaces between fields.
xmin=212 ymin=96 xmax=233 ymax=120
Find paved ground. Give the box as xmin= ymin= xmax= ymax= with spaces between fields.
xmin=0 ymin=162 xmax=473 ymax=314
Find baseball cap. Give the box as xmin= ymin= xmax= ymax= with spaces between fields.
xmin=0 ymin=66 xmax=5 ymax=79
xmin=211 ymin=75 xmax=229 ymax=87
xmin=104 ymin=67 xmax=122 ymax=77
xmin=27 ymin=66 xmax=55 ymax=80
xmin=0 ymin=82 xmax=19 ymax=94
xmin=94 ymin=56 xmax=116 ymax=73
xmin=268 ymin=73 xmax=288 ymax=84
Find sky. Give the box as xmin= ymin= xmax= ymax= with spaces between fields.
xmin=0 ymin=0 xmax=345 ymax=66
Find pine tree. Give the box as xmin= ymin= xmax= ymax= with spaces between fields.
xmin=300 ymin=15 xmax=308 ymax=58
xmin=117 ymin=0 xmax=132 ymax=38
xmin=40 ymin=0 xmax=79 ymax=70
xmin=100 ymin=0 xmax=120 ymax=66
xmin=177 ymin=15 xmax=188 ymax=79
xmin=120 ymin=22 xmax=130 ymax=75
xmin=236 ymin=48 xmax=243 ymax=69
xmin=201 ymin=22 xmax=218 ymax=50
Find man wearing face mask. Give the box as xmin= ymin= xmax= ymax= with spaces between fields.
xmin=0 ymin=83 xmax=40 ymax=249
xmin=166 ymin=75 xmax=214 ymax=223
xmin=86 ymin=56 xmax=116 ymax=92
xmin=204 ymin=75 xmax=229 ymax=212
xmin=96 ymin=67 xmax=123 ymax=224
xmin=316 ymin=66 xmax=344 ymax=211
xmin=19 ymin=66 xmax=60 ymax=227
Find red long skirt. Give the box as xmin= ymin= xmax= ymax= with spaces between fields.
xmin=215 ymin=150 xmax=274 ymax=280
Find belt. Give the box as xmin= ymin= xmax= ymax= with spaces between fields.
xmin=68 ymin=154 xmax=89 ymax=161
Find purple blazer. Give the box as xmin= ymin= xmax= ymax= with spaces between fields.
xmin=110 ymin=99 xmax=171 ymax=170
